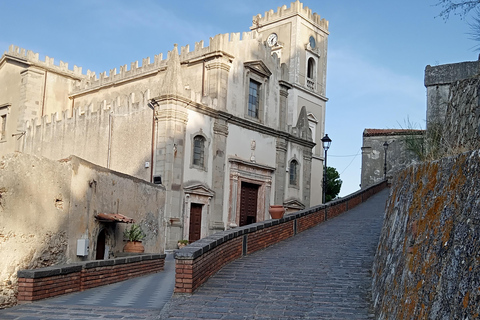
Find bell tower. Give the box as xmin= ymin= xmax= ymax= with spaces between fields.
xmin=251 ymin=1 xmax=329 ymax=206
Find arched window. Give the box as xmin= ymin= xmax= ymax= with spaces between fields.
xmin=289 ymin=160 xmax=298 ymax=186
xmin=307 ymin=57 xmax=315 ymax=79
xmin=193 ymin=135 xmax=205 ymax=167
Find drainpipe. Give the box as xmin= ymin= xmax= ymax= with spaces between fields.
xmin=202 ymin=60 xmax=206 ymax=96
xmin=41 ymin=71 xmax=48 ymax=117
xmin=150 ymin=108 xmax=156 ymax=182
xmin=107 ymin=112 xmax=112 ymax=168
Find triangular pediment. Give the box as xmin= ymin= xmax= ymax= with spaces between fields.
xmin=184 ymin=182 xmax=215 ymax=197
xmin=283 ymin=198 xmax=305 ymax=210
xmin=244 ymin=60 xmax=272 ymax=78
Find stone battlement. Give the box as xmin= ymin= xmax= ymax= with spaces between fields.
xmin=73 ymin=31 xmax=261 ymax=94
xmin=251 ymin=0 xmax=328 ymax=31
xmin=4 ymin=45 xmax=86 ymax=79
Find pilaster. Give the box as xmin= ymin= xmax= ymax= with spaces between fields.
xmin=210 ymin=117 xmax=229 ymax=231
xmin=153 ymin=96 xmax=189 ymax=249
xmin=18 ymin=68 xmax=45 ymax=132
xmin=274 ymin=137 xmax=288 ymax=205
xmin=302 ymin=147 xmax=313 ymax=207
xmin=205 ymin=58 xmax=231 ymax=111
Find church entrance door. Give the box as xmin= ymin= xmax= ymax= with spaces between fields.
xmin=239 ymin=182 xmax=259 ymax=226
xmin=189 ymin=203 xmax=203 ymax=242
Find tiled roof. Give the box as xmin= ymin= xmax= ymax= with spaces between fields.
xmin=95 ymin=213 xmax=135 ymax=223
xmin=363 ymin=128 xmax=425 ymax=137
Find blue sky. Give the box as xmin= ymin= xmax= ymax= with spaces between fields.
xmin=1 ymin=0 xmax=477 ymax=196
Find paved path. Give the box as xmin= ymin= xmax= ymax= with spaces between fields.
xmin=0 ymin=254 xmax=176 ymax=320
xmin=159 ymin=189 xmax=388 ymax=320
xmin=0 ymin=189 xmax=388 ymax=320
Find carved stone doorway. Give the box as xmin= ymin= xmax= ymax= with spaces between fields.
xmin=228 ymin=158 xmax=275 ymax=228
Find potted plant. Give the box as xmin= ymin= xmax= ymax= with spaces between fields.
xmin=123 ymin=224 xmax=146 ymax=253
xmin=177 ymin=240 xmax=189 ymax=249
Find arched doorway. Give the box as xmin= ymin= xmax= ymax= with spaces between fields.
xmin=96 ymin=229 xmax=106 ymax=260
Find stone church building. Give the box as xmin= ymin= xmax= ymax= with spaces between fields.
xmin=0 ymin=1 xmax=329 ymax=249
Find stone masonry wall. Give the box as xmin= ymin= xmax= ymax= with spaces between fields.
xmin=439 ymin=77 xmax=480 ymax=154
xmin=372 ymin=149 xmax=480 ymax=319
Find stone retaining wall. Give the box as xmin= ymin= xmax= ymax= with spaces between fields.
xmin=17 ymin=254 xmax=165 ymax=302
xmin=372 ymin=149 xmax=480 ymax=319
xmin=175 ymin=181 xmax=387 ymax=293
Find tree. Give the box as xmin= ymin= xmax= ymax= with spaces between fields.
xmin=436 ymin=1 xmax=480 ymax=50
xmin=325 ymin=166 xmax=342 ymax=202
xmin=436 ymin=0 xmax=480 ymax=20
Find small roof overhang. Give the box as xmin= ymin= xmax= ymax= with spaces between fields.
xmin=95 ymin=213 xmax=135 ymax=223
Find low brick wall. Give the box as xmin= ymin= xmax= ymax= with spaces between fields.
xmin=175 ymin=181 xmax=387 ymax=293
xmin=17 ymin=254 xmax=165 ymax=302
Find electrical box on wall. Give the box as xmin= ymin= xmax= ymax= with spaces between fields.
xmin=77 ymin=238 xmax=89 ymax=256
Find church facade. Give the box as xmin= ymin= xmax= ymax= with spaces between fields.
xmin=0 ymin=1 xmax=329 ymax=249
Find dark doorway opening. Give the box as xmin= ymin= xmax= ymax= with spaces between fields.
xmin=189 ymin=203 xmax=203 ymax=242
xmin=239 ymin=182 xmax=259 ymax=226
xmin=96 ymin=229 xmax=106 ymax=260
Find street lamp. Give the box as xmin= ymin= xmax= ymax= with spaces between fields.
xmin=383 ymin=141 xmax=388 ymax=180
xmin=321 ymin=134 xmax=332 ymax=204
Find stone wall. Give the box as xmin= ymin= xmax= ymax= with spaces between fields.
xmin=0 ymin=153 xmax=166 ymax=308
xmin=372 ymin=149 xmax=480 ymax=319
xmin=438 ymin=77 xmax=480 ymax=155
xmin=361 ymin=129 xmax=424 ymax=189
xmin=424 ymin=60 xmax=480 ymax=158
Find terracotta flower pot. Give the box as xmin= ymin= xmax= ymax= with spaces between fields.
xmin=123 ymin=241 xmax=145 ymax=253
xmin=269 ymin=205 xmax=285 ymax=219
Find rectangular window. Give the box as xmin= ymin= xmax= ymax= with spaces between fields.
xmin=0 ymin=114 xmax=6 ymax=141
xmin=193 ymin=136 xmax=205 ymax=167
xmin=248 ymin=80 xmax=260 ymax=118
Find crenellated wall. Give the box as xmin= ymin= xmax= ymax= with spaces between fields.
xmin=4 ymin=45 xmax=86 ymax=79
xmin=23 ymin=96 xmax=153 ymax=181
xmin=372 ymin=149 xmax=480 ymax=319
xmin=251 ymin=1 xmax=328 ymax=31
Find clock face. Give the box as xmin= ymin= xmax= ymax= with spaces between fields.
xmin=309 ymin=36 xmax=316 ymax=49
xmin=267 ymin=33 xmax=278 ymax=47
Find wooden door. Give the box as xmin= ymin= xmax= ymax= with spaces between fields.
xmin=239 ymin=182 xmax=259 ymax=226
xmin=189 ymin=203 xmax=203 ymax=242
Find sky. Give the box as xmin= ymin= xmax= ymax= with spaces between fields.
xmin=0 ymin=0 xmax=477 ymax=196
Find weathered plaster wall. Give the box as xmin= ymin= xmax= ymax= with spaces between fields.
xmin=0 ymin=153 xmax=165 ymax=308
xmin=361 ymin=130 xmax=424 ymax=189
xmin=372 ymin=149 xmax=480 ymax=319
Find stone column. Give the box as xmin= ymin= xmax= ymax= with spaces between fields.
xmin=302 ymin=147 xmax=313 ymax=207
xmin=210 ymin=116 xmax=229 ymax=232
